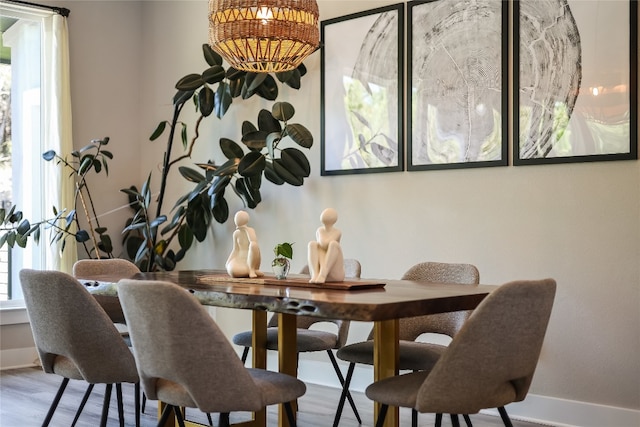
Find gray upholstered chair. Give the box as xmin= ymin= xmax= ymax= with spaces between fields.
xmin=19 ymin=269 xmax=140 ymax=427
xmin=72 ymin=258 xmax=140 ymax=325
xmin=232 ymin=259 xmax=362 ymax=423
xmin=117 ymin=279 xmax=307 ymax=427
xmin=72 ymin=258 xmax=149 ymax=413
xmin=334 ymin=261 xmax=480 ymax=427
xmin=366 ymin=278 xmax=557 ymax=427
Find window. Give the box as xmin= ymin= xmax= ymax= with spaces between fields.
xmin=0 ymin=3 xmax=64 ymax=305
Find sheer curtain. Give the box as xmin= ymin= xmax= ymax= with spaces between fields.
xmin=42 ymin=13 xmax=76 ymax=273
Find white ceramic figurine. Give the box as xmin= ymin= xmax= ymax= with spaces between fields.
xmin=308 ymin=208 xmax=345 ymax=283
xmin=226 ymin=211 xmax=264 ymax=278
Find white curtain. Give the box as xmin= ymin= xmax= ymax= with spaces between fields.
xmin=42 ymin=13 xmax=76 ymax=273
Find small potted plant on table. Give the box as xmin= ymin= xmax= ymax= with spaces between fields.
xmin=272 ymin=242 xmax=293 ymax=279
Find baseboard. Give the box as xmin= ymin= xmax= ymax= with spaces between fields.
xmin=0 ymin=347 xmax=38 ymax=370
xmin=298 ymin=359 xmax=640 ymax=427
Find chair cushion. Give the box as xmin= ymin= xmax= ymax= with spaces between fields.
xmin=337 ymin=340 xmax=445 ymax=371
xmin=247 ymin=368 xmax=307 ymax=406
xmin=51 ymin=355 xmax=84 ymax=380
xmin=233 ymin=327 xmax=338 ymax=352
xmin=154 ymin=370 xmax=306 ymax=412
xmin=365 ymin=370 xmax=430 ymax=408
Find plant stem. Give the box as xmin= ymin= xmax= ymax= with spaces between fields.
xmin=155 ymin=102 xmax=185 ymax=220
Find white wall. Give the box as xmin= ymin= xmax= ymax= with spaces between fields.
xmin=9 ymin=1 xmax=638 ymax=425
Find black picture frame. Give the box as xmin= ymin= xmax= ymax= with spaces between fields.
xmin=407 ymin=0 xmax=508 ymax=171
xmin=320 ymin=3 xmax=404 ymax=176
xmin=514 ymin=0 xmax=638 ymax=165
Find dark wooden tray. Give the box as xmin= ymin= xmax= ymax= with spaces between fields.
xmin=196 ymin=273 xmax=386 ymax=290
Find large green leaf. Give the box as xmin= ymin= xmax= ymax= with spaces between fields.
xmin=235 ymin=178 xmax=261 ymax=209
xmin=202 ymin=65 xmax=225 ymax=84
xmin=198 ymin=86 xmax=215 ymax=117
xmin=179 ymin=166 xmax=206 ymax=183
xmin=176 ymin=73 xmax=204 ymax=91
xmin=213 ymin=158 xmax=239 ymax=176
xmin=273 ymin=159 xmax=304 ymax=186
xmin=285 ymin=123 xmax=314 ymax=149
xmin=210 ymin=175 xmax=232 ymax=196
xmin=283 ymin=68 xmax=301 ymax=89
xmin=281 ymin=148 xmax=311 ymax=177
xmin=264 ymin=162 xmax=285 ymax=185
xmin=178 ymin=223 xmax=194 ymax=250
xmin=255 ymin=74 xmax=278 ymax=100
xmin=257 ymin=109 xmax=281 ymax=133
xmin=242 ymin=120 xmax=258 ymax=136
xmin=202 ymin=43 xmax=222 ymax=66
xmin=228 ymin=76 xmax=244 ymax=98
xmin=220 ymin=138 xmax=244 ymax=160
xmin=215 ymin=83 xmax=233 ymax=118
xmin=246 ymin=72 xmax=267 ymax=92
xmin=238 ymin=151 xmax=266 ymax=176
xmin=173 ymin=89 xmax=194 ymax=107
xmin=241 ymin=130 xmax=269 ymax=150
xmin=212 ymin=194 xmax=229 ymax=223
xmin=272 ymin=102 xmax=295 ymax=122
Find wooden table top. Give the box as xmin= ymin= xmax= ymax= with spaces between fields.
xmin=130 ymin=269 xmax=496 ymax=322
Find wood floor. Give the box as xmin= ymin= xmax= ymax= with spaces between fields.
xmin=0 ymin=367 xmax=552 ymax=427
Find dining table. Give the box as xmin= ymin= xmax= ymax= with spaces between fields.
xmin=100 ymin=269 xmax=496 ymax=427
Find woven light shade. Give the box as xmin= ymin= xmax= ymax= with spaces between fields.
xmin=209 ymin=0 xmax=320 ymax=73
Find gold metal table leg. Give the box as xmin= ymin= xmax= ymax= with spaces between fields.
xmin=278 ymin=313 xmax=298 ymax=427
xmin=251 ymin=310 xmax=268 ymax=427
xmin=374 ymin=319 xmax=399 ymax=427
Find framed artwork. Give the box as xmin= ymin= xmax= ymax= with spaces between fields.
xmin=320 ymin=3 xmax=404 ymax=176
xmin=407 ymin=0 xmax=508 ymax=171
xmin=514 ymin=0 xmax=638 ymax=165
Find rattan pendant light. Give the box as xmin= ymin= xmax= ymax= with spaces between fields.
xmin=209 ymin=0 xmax=320 ymax=73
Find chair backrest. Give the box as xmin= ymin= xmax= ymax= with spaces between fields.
xmin=72 ymin=258 xmax=141 ymax=324
xmin=117 ymin=279 xmax=265 ymax=413
xmin=19 ymin=269 xmax=138 ymax=384
xmin=268 ymin=259 xmax=361 ymax=348
xmin=415 ymin=278 xmax=556 ymax=415
xmin=73 ymin=258 xmax=140 ymax=279
xmin=368 ymin=261 xmax=480 ymax=340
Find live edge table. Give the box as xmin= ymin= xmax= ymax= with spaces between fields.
xmin=129 ymin=270 xmax=495 ymax=427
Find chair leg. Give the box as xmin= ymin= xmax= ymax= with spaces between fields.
xmin=142 ymin=391 xmax=147 ymax=413
xmin=71 ymin=383 xmax=94 ymax=427
xmin=450 ymin=413 xmax=461 ymax=427
xmin=219 ymin=413 xmax=230 ymax=427
xmin=332 ymin=361 xmax=356 ymax=427
xmin=240 ymin=346 xmax=250 ymax=364
xmin=284 ymin=402 xmax=297 ymax=427
xmin=116 ymin=383 xmax=125 ymax=427
xmin=435 ymin=413 xmax=443 ymax=427
xmin=174 ymin=406 xmax=186 ymax=427
xmin=463 ymin=414 xmax=473 ymax=426
xmin=374 ymin=404 xmax=389 ymax=427
xmin=411 ymin=408 xmax=418 ymax=427
xmin=157 ymin=404 xmax=174 ymax=426
xmin=206 ymin=412 xmax=213 ymax=426
xmin=327 ymin=350 xmax=361 ymax=424
xmin=134 ymin=382 xmax=141 ymax=427
xmin=99 ymin=384 xmax=112 ymax=427
xmin=42 ymin=377 xmax=69 ymax=427
xmin=497 ymin=406 xmax=514 ymax=427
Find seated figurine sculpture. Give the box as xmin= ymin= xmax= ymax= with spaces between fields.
xmin=308 ymin=208 xmax=345 ymax=283
xmin=226 ymin=211 xmax=264 ymax=278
